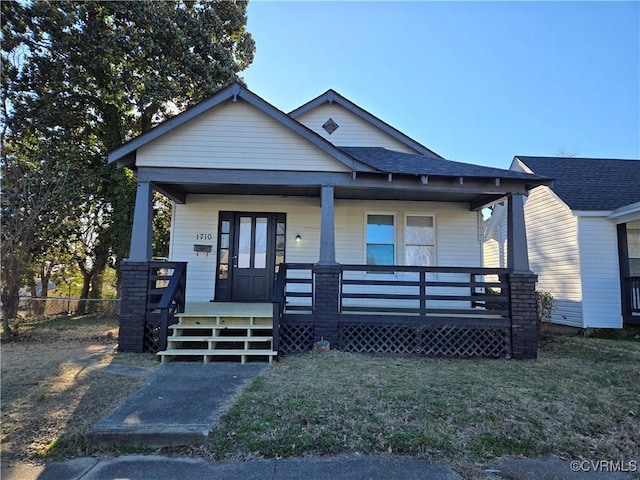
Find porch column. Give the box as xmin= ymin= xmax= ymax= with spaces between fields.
xmin=313 ymin=264 xmax=342 ymax=346
xmin=319 ymin=185 xmax=336 ymax=265
xmin=119 ymin=181 xmax=153 ymax=352
xmin=507 ymin=193 xmax=530 ymax=273
xmin=118 ymin=260 xmax=149 ymax=352
xmin=315 ymin=185 xmax=340 ymax=346
xmin=129 ymin=181 xmax=154 ymax=261
xmin=506 ymin=193 xmax=538 ymax=359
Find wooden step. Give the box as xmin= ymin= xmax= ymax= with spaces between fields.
xmin=158 ymin=349 xmax=277 ymax=365
xmin=167 ymin=335 xmax=273 ymax=342
xmin=175 ymin=315 xmax=272 ymax=326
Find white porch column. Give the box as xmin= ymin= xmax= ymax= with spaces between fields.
xmin=319 ymin=185 xmax=337 ymax=265
xmin=128 ymin=181 xmax=153 ymax=261
xmin=507 ymin=193 xmax=531 ymax=273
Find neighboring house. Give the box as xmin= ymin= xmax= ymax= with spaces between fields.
xmin=109 ymin=83 xmax=550 ymax=360
xmin=484 ymin=156 xmax=640 ymax=328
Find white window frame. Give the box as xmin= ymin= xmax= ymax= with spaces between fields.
xmin=364 ymin=211 xmax=397 ymax=269
xmin=403 ymin=213 xmax=437 ymax=267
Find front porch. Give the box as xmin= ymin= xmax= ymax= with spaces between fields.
xmin=121 ymin=259 xmax=537 ymax=361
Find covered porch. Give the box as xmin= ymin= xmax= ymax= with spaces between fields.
xmin=118 ymin=180 xmax=543 ymax=360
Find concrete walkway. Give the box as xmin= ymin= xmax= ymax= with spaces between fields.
xmin=4 ymin=454 xmax=639 ymax=480
xmin=86 ymin=362 xmax=268 ymax=447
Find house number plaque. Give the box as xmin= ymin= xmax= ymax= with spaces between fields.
xmin=195 ymin=233 xmax=213 ymax=240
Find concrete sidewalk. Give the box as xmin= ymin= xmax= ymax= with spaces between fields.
xmin=86 ymin=362 xmax=268 ymax=447
xmin=4 ymin=454 xmax=639 ymax=480
xmin=6 ymin=455 xmax=458 ymax=480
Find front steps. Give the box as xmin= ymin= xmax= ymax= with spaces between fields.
xmin=157 ymin=304 xmax=277 ymax=364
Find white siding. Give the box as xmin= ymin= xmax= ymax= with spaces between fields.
xmin=295 ymin=104 xmax=419 ymax=153
xmin=577 ymin=217 xmax=623 ymax=328
xmin=483 ymin=238 xmax=500 ymax=268
xmin=170 ymin=196 xmax=481 ymax=303
xmin=524 ymin=186 xmax=584 ymax=327
xmin=137 ymin=100 xmax=350 ymax=172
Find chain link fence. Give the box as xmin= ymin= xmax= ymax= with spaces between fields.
xmin=17 ymin=297 xmax=121 ymax=321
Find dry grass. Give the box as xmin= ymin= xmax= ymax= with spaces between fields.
xmin=209 ymin=336 xmax=640 ymax=464
xmin=1 ymin=317 xmax=158 ymax=468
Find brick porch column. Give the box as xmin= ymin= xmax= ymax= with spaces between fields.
xmin=313 ymin=264 xmax=342 ymax=346
xmin=118 ymin=260 xmax=149 ymax=352
xmin=509 ymin=272 xmax=538 ymax=359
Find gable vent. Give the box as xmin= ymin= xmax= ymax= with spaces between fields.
xmin=322 ymin=118 xmax=339 ymax=134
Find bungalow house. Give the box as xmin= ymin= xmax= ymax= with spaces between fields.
xmin=484 ymin=156 xmax=640 ymax=329
xmin=108 ymin=83 xmax=550 ymax=361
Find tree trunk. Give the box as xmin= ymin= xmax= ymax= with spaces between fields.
xmin=77 ymin=266 xmax=92 ymax=315
xmin=1 ymin=255 xmax=21 ymax=337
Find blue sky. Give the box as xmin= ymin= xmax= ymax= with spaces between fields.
xmin=242 ymin=1 xmax=640 ymax=168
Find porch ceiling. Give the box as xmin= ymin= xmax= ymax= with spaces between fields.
xmin=155 ymin=181 xmax=510 ymax=210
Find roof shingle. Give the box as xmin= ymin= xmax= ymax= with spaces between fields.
xmin=516 ymin=156 xmax=640 ymax=211
xmin=340 ymin=147 xmax=548 ymax=181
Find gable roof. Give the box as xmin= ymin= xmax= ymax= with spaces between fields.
xmin=515 ymin=156 xmax=640 ymax=211
xmin=344 ymin=147 xmax=549 ymax=183
xmin=108 ymin=83 xmax=373 ymax=172
xmin=289 ymin=89 xmax=443 ymax=159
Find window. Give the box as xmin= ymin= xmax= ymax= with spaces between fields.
xmin=405 ymin=216 xmax=434 ymax=266
xmin=628 ymin=228 xmax=640 ymax=276
xmin=366 ymin=214 xmax=395 ymax=265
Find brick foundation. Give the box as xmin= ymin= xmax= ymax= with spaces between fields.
xmin=118 ymin=260 xmax=149 ymax=352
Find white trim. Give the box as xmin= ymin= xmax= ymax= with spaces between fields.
xmin=572 ymin=210 xmax=612 ymax=217
xmin=609 ymin=202 xmax=640 ymax=224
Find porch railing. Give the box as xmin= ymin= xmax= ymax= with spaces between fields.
xmin=272 ymin=263 xmax=512 ymax=357
xmin=272 ymin=263 xmax=315 ymax=353
xmin=145 ymin=261 xmax=187 ymax=352
xmin=339 ymin=264 xmax=509 ymax=320
xmin=626 ymin=276 xmax=640 ymax=314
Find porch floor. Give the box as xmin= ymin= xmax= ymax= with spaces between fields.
xmin=180 ymin=302 xmax=272 ymax=317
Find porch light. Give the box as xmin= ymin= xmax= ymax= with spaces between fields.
xmin=295 ymin=234 xmax=302 ymax=244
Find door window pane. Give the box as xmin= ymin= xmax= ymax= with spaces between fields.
xmin=238 ymin=217 xmax=251 ymax=268
xmin=254 ymin=217 xmax=267 ymax=269
xmin=367 ymin=215 xmax=394 ymax=265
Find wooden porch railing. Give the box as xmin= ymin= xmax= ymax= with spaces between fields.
xmin=339 ymin=264 xmax=510 ymax=322
xmin=146 ymin=261 xmax=187 ymax=352
xmin=272 ymin=263 xmax=314 ymax=353
xmin=272 ymin=263 xmax=513 ymax=357
xmin=626 ymin=276 xmax=640 ymax=314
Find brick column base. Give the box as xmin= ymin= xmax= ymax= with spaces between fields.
xmin=118 ymin=260 xmax=150 ymax=352
xmin=509 ymin=272 xmax=538 ymax=359
xmin=313 ymin=264 xmax=342 ymax=346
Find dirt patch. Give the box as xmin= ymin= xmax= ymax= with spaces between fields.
xmin=1 ymin=319 xmax=158 ymax=468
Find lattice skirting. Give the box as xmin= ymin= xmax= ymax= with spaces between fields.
xmin=143 ymin=319 xmax=161 ymax=353
xmin=280 ymin=322 xmax=315 ymax=354
xmin=339 ymin=323 xmax=511 ymax=358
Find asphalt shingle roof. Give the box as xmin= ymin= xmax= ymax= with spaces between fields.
xmin=516 ymin=156 xmax=640 ymax=211
xmin=339 ymin=147 xmax=548 ymax=181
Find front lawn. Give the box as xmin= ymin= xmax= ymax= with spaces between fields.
xmin=210 ymin=336 xmax=640 ymax=463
